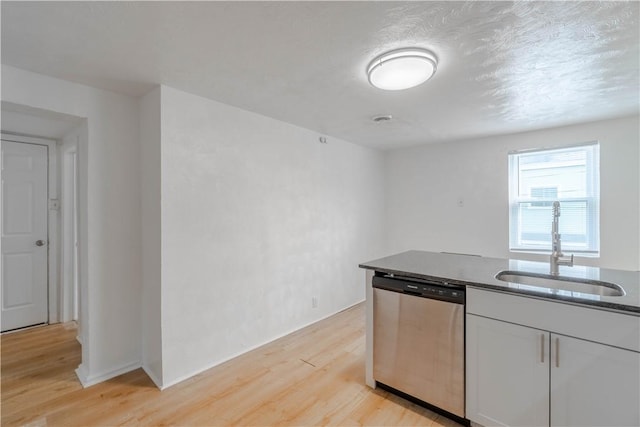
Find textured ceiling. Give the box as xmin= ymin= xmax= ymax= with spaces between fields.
xmin=2 ymin=1 xmax=639 ymax=149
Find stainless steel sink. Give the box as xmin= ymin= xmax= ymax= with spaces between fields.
xmin=495 ymin=270 xmax=625 ymax=297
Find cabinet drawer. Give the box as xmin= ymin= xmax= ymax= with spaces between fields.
xmin=467 ymin=287 xmax=640 ymax=352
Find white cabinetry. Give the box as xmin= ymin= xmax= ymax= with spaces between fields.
xmin=467 ymin=315 xmax=549 ymax=427
xmin=466 ymin=288 xmax=640 ymax=427
xmin=550 ymin=334 xmax=640 ymax=427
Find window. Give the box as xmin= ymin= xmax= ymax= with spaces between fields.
xmin=509 ymin=143 xmax=600 ymax=255
xmin=530 ymin=187 xmax=557 ymax=207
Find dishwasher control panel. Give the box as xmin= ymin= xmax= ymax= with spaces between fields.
xmin=372 ymin=275 xmax=465 ymax=304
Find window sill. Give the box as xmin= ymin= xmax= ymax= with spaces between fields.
xmin=509 ymin=249 xmax=600 ymax=259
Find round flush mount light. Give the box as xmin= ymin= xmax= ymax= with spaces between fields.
xmin=367 ymin=48 xmax=438 ymax=91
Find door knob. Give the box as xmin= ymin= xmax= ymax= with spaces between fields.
xmin=35 ymin=240 xmax=46 ymax=247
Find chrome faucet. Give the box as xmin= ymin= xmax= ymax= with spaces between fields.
xmin=550 ymin=201 xmax=573 ymax=275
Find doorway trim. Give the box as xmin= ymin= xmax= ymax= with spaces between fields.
xmin=60 ymin=136 xmax=79 ymax=325
xmin=1 ymin=132 xmax=59 ymax=324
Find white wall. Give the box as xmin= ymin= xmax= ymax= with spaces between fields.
xmin=385 ymin=115 xmax=640 ymax=271
xmin=139 ymin=87 xmax=163 ymax=387
xmin=158 ymin=86 xmax=385 ymax=387
xmin=1 ymin=65 xmax=142 ymax=385
xmin=2 ymin=67 xmax=384 ymax=389
xmin=5 ymin=64 xmax=636 ymax=391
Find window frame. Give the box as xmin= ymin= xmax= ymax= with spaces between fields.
xmin=508 ymin=142 xmax=600 ymax=256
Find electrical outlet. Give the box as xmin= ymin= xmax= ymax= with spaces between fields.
xmin=312 ymin=296 xmax=318 ymax=308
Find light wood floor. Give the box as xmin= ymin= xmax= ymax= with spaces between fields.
xmin=1 ymin=303 xmax=462 ymax=426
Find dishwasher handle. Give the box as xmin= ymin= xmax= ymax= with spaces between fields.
xmin=403 ymin=290 xmax=423 ymax=297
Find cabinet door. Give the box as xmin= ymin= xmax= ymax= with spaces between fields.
xmin=467 ymin=314 xmax=549 ymax=427
xmin=551 ymin=334 xmax=640 ymax=427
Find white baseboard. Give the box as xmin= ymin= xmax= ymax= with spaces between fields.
xmin=74 ymin=363 xmax=90 ymax=386
xmin=75 ymin=360 xmax=141 ymax=388
xmin=160 ymin=301 xmax=364 ymax=390
xmin=142 ymin=365 xmax=163 ymax=389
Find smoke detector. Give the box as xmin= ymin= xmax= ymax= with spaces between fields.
xmin=372 ymin=115 xmax=393 ymax=123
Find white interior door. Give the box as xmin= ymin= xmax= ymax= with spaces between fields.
xmin=1 ymin=140 xmax=49 ymax=332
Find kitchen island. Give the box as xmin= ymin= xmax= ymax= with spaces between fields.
xmin=359 ymin=250 xmax=640 ymax=427
xmin=360 ymin=250 xmax=640 ymax=313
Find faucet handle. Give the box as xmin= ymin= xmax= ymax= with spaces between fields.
xmin=561 ymin=254 xmax=574 ymax=267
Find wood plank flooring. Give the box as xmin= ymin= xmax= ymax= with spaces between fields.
xmin=1 ymin=303 xmax=462 ymax=426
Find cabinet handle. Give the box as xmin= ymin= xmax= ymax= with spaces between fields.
xmin=540 ymin=334 xmax=545 ymax=363
xmin=555 ymin=337 xmax=560 ymax=368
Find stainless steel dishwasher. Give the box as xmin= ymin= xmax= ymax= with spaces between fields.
xmin=372 ymin=275 xmax=465 ymax=419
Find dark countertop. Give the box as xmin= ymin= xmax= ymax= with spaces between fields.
xmin=359 ymin=250 xmax=640 ymax=314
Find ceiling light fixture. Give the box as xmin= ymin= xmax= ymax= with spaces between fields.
xmin=367 ymin=48 xmax=438 ymax=91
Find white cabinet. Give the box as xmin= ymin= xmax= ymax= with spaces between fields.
xmin=550 ymin=334 xmax=640 ymax=427
xmin=467 ymin=315 xmax=549 ymax=427
xmin=466 ymin=288 xmax=640 ymax=427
